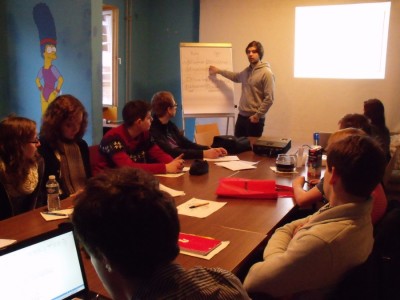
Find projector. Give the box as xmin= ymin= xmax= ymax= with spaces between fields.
xmin=252 ymin=136 xmax=291 ymax=157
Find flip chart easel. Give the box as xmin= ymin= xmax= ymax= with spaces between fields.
xmin=180 ymin=43 xmax=235 ymax=134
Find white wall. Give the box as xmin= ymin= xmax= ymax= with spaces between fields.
xmin=200 ymin=0 xmax=400 ymax=145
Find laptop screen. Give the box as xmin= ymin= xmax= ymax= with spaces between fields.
xmin=0 ymin=226 xmax=88 ymax=300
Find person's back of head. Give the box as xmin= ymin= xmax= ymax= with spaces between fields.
xmin=72 ymin=167 xmax=180 ymax=279
xmin=122 ymin=100 xmax=151 ymax=127
xmin=363 ymin=98 xmax=386 ymax=128
xmin=338 ymin=113 xmax=372 ymax=135
xmin=326 ymin=135 xmax=385 ymax=198
xmin=151 ymin=91 xmax=174 ymax=118
xmin=40 ymin=94 xmax=88 ymax=145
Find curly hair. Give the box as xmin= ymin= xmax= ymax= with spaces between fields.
xmin=0 ymin=116 xmax=39 ymax=185
xmin=151 ymin=91 xmax=175 ymax=118
xmin=40 ymin=94 xmax=88 ymax=148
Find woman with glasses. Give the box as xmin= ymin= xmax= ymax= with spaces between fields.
xmin=39 ymin=94 xmax=91 ymax=200
xmin=150 ymin=91 xmax=227 ymax=159
xmin=0 ymin=116 xmax=45 ymax=220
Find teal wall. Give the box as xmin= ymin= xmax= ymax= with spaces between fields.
xmin=0 ymin=0 xmax=199 ymax=143
xmin=131 ymin=0 xmax=199 ymax=138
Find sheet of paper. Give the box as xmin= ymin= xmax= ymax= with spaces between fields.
xmin=159 ymin=183 xmax=185 ymax=197
xmin=40 ymin=208 xmax=74 ymax=221
xmin=215 ymin=161 xmax=257 ymax=171
xmin=177 ymin=199 xmax=227 ymax=218
xmin=204 ymin=155 xmax=239 ymax=162
xmin=155 ymin=167 xmax=188 ymax=178
xmin=180 ymin=241 xmax=230 ymax=260
xmin=0 ymin=239 xmax=17 ymax=249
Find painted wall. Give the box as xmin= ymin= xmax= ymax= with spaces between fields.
xmin=1 ymin=0 xmax=103 ymax=145
xmin=1 ymin=0 xmax=198 ymax=143
xmin=131 ymin=0 xmax=200 ymax=139
xmin=200 ymin=0 xmax=400 ymax=144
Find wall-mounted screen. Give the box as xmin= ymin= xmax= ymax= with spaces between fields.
xmin=294 ymin=2 xmax=391 ymax=79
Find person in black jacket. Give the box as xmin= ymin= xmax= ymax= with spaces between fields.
xmin=150 ymin=91 xmax=227 ymax=159
xmin=39 ymin=94 xmax=91 ymax=199
xmin=0 ymin=115 xmax=45 ymax=220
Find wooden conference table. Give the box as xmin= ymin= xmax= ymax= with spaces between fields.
xmin=0 ymin=147 xmax=309 ymax=298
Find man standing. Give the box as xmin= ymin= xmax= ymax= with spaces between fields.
xmin=209 ymin=41 xmax=275 ymax=138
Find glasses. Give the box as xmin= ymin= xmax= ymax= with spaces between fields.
xmin=171 ymin=104 xmax=178 ymax=108
xmin=28 ymin=137 xmax=40 ymax=144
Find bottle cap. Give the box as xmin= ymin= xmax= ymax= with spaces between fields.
xmin=49 ymin=175 xmax=56 ymax=180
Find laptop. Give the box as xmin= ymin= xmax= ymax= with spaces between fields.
xmin=0 ymin=223 xmax=109 ymax=300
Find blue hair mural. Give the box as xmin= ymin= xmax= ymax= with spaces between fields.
xmin=33 ymin=3 xmax=57 ymax=58
xmin=33 ymin=3 xmax=64 ymax=114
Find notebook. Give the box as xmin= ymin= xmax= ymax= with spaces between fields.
xmin=0 ymin=224 xmax=109 ymax=300
xmin=178 ymin=232 xmax=222 ymax=256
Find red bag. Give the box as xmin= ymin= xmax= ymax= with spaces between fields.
xmin=216 ymin=178 xmax=294 ymax=199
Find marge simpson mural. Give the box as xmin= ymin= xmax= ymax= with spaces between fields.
xmin=33 ymin=3 xmax=64 ymax=114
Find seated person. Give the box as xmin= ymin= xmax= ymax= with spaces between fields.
xmin=71 ymin=167 xmax=250 ymax=300
xmin=243 ymin=135 xmax=386 ymax=299
xmin=364 ymin=98 xmax=391 ymax=162
xmin=150 ymin=91 xmax=227 ymax=159
xmin=39 ymin=94 xmax=91 ymax=199
xmin=0 ymin=116 xmax=45 ymax=220
xmin=338 ymin=113 xmax=371 ymax=135
xmin=93 ymin=100 xmax=184 ymax=175
xmin=293 ymin=115 xmax=387 ymax=224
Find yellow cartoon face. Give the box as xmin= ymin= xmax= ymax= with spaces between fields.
xmin=43 ymin=44 xmax=57 ymax=60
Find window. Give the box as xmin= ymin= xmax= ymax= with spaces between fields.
xmin=102 ymin=6 xmax=119 ymax=106
xmin=294 ymin=2 xmax=391 ymax=79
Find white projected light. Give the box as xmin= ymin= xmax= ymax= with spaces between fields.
xmin=294 ymin=2 xmax=391 ymax=79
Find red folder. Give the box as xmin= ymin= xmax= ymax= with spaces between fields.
xmin=178 ymin=233 xmax=222 ymax=256
xmin=215 ymin=178 xmax=294 ymax=199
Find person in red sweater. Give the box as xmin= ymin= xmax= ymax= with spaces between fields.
xmin=93 ymin=100 xmax=184 ymax=175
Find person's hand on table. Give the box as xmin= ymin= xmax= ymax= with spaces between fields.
xmin=166 ymin=154 xmax=185 ymax=173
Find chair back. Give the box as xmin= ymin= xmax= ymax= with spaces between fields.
xmin=195 ymin=123 xmax=220 ymax=147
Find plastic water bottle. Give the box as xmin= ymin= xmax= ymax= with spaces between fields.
xmin=46 ymin=175 xmax=61 ymax=211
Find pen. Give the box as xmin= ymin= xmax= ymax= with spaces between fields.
xmin=43 ymin=212 xmax=68 ymax=217
xmin=189 ymin=202 xmax=209 ymax=209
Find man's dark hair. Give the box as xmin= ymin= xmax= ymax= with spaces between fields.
xmin=326 ymin=135 xmax=385 ymax=198
xmin=246 ymin=41 xmax=264 ymax=60
xmin=71 ymin=167 xmax=180 ymax=279
xmin=338 ymin=113 xmax=372 ymax=135
xmin=122 ymin=100 xmax=151 ymax=127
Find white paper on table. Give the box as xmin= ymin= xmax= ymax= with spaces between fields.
xmin=155 ymin=167 xmax=189 ymax=178
xmin=180 ymin=241 xmax=230 ymax=260
xmin=204 ymin=155 xmax=239 ymax=162
xmin=40 ymin=208 xmax=74 ymax=221
xmin=159 ymin=183 xmax=185 ymax=197
xmin=177 ymin=199 xmax=227 ymax=218
xmin=0 ymin=239 xmax=17 ymax=249
xmin=215 ymin=161 xmax=257 ymax=171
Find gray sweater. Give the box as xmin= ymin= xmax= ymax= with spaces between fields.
xmin=219 ymin=61 xmax=275 ymax=119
